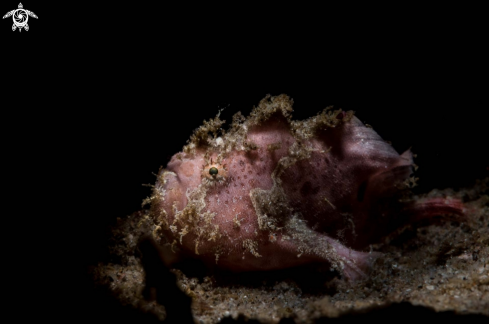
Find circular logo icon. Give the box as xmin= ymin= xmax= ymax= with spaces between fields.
xmin=13 ymin=9 xmax=28 ymax=27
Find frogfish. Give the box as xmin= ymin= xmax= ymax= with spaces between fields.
xmin=147 ymin=94 xmax=463 ymax=281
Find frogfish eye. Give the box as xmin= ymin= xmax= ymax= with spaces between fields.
xmin=209 ymin=167 xmax=219 ymax=176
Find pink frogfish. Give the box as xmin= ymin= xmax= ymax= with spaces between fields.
xmin=148 ymin=95 xmax=463 ymax=281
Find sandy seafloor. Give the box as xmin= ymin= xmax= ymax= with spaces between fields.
xmin=90 ymin=178 xmax=488 ymax=323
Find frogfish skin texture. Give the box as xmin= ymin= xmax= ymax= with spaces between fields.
xmin=148 ymin=95 xmax=464 ymax=281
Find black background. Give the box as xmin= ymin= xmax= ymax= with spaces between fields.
xmin=2 ymin=2 xmax=487 ymax=322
